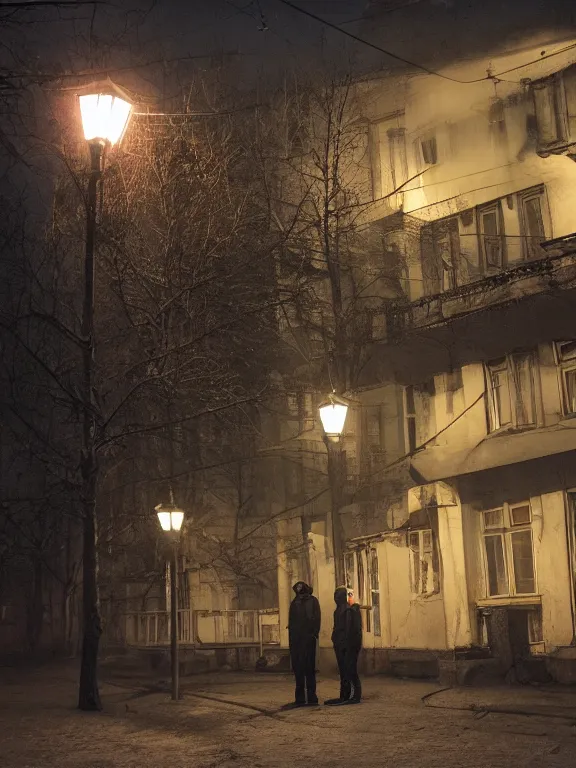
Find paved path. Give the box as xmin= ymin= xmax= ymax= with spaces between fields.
xmin=2 ymin=664 xmax=576 ymax=767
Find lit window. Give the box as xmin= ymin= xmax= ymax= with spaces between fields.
xmin=482 ymin=503 xmax=536 ymax=597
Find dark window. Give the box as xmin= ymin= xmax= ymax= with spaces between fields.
xmin=478 ymin=202 xmax=505 ymax=270
xmin=518 ymin=187 xmax=547 ymax=260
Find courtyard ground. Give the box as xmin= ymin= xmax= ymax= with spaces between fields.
xmin=3 ymin=662 xmax=576 ymax=768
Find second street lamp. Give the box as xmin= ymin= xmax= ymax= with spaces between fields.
xmin=77 ymin=85 xmax=133 ymax=712
xmin=319 ymin=394 xmax=349 ymax=587
xmin=155 ymin=502 xmax=185 ymax=701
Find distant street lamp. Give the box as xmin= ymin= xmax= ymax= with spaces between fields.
xmin=77 ymin=85 xmax=133 ymax=712
xmin=155 ymin=502 xmax=185 ymax=701
xmin=318 ymin=394 xmax=349 ymax=586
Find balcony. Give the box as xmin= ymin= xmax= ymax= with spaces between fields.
xmin=386 ymin=234 xmax=576 ymax=340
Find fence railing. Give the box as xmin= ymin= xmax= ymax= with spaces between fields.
xmin=124 ymin=608 xmax=280 ymax=648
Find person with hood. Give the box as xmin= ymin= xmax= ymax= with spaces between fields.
xmin=325 ymin=586 xmax=362 ymax=706
xmin=285 ymin=581 xmax=321 ymax=707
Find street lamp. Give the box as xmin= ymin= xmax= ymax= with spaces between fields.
xmin=155 ymin=502 xmax=185 ymax=701
xmin=77 ymin=85 xmax=133 ymax=712
xmin=318 ymin=393 xmax=349 ymax=586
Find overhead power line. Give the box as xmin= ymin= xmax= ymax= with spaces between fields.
xmin=275 ymin=0 xmax=576 ymax=85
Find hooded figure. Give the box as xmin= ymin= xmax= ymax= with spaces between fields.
xmin=286 ymin=581 xmax=321 ymax=707
xmin=325 ymin=586 xmax=362 ymax=706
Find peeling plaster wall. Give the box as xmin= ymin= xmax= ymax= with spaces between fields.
xmin=536 ymin=492 xmax=574 ymax=648
xmin=379 ymin=534 xmax=448 ymax=650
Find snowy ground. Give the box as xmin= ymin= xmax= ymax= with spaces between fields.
xmin=2 ymin=663 xmax=576 ymax=768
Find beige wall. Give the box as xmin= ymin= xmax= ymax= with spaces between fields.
xmin=378 ymin=535 xmax=448 ymax=650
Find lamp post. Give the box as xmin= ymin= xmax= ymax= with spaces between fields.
xmin=77 ymin=88 xmax=132 ymax=711
xmin=155 ymin=502 xmax=185 ymax=701
xmin=318 ymin=393 xmax=349 ymax=587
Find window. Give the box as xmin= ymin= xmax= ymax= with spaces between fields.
xmin=532 ymin=64 xmax=576 ymax=153
xmin=404 ymin=380 xmax=435 ymax=452
xmin=409 ymin=529 xmax=439 ymax=596
xmin=518 ymin=187 xmax=547 ymax=260
xmin=344 ymin=552 xmax=355 ymax=592
xmin=421 ymin=217 xmax=460 ymax=294
xmin=486 ymin=353 xmax=537 ymax=432
xmin=556 ymin=341 xmax=576 ymax=416
xmin=369 ymin=548 xmax=381 ymax=637
xmin=478 ymin=201 xmax=505 ymax=269
xmin=285 ymin=391 xmax=316 ymax=432
xmin=414 ymin=134 xmax=438 ymax=172
xmin=482 ymin=503 xmax=536 ymax=597
xmin=405 ymin=385 xmax=417 ymax=452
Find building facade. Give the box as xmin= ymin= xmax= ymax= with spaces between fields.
xmin=274 ymin=27 xmax=576 ymax=682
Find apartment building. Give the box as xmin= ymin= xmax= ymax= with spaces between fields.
xmin=275 ymin=26 xmax=576 ymax=682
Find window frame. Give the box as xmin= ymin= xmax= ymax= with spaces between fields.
xmin=532 ymin=65 xmax=576 ymax=153
xmin=485 ymin=352 xmax=539 ymax=433
xmin=481 ymin=502 xmax=537 ymax=599
xmin=555 ymin=341 xmax=576 ymax=417
xmin=517 ymin=186 xmax=549 ymax=261
xmin=408 ymin=528 xmax=440 ymax=597
xmin=478 ymin=200 xmax=506 ymax=271
xmin=414 ymin=132 xmax=438 ymax=172
xmin=404 ymin=385 xmax=417 ymax=453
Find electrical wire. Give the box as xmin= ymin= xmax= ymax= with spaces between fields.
xmin=274 ymin=0 xmax=576 ymax=85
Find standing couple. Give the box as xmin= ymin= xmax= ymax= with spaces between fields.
xmin=286 ymin=581 xmax=362 ymax=708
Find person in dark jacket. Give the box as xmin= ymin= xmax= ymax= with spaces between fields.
xmin=325 ymin=586 xmax=362 ymax=706
xmin=285 ymin=581 xmax=321 ymax=707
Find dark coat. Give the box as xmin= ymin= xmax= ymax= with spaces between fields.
xmin=331 ymin=586 xmax=362 ymax=651
xmin=288 ymin=582 xmax=321 ymax=647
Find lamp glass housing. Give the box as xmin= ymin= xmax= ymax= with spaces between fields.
xmin=79 ymin=93 xmax=132 ymax=145
xmin=318 ymin=398 xmax=349 ymax=437
xmin=156 ymin=507 xmax=184 ymax=533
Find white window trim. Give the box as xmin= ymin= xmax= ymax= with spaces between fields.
xmin=481 ymin=502 xmax=537 ymax=599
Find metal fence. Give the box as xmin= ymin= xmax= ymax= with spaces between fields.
xmin=124 ymin=608 xmax=280 ymax=647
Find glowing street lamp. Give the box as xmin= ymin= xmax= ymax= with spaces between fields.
xmin=155 ymin=502 xmax=185 ymax=701
xmin=318 ymin=393 xmax=349 ymax=441
xmin=76 ymin=83 xmax=133 ymax=712
xmin=79 ymin=92 xmax=132 ymax=146
xmin=155 ymin=504 xmax=185 ymax=534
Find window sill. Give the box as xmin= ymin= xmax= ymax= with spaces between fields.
xmin=477 ymin=595 xmax=541 ymax=607
xmin=486 ymin=424 xmax=539 ymax=438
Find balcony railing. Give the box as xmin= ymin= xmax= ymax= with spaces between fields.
xmin=123 ymin=608 xmax=280 ymax=648
xmin=386 ymin=247 xmax=576 ymax=339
